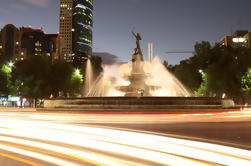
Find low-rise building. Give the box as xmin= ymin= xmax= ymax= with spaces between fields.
xmin=218 ymin=30 xmax=251 ymax=48
xmin=0 ymin=24 xmax=60 ymax=62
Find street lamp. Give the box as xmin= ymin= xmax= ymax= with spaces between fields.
xmin=8 ymin=62 xmax=14 ymax=68
xmin=75 ymin=69 xmax=80 ymax=75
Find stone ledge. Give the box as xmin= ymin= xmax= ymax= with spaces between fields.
xmin=44 ymin=97 xmax=235 ymax=110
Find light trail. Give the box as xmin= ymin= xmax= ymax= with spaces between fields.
xmin=0 ymin=125 xmax=209 ymax=166
xmin=0 ymin=117 xmax=250 ymax=165
xmin=0 ymin=152 xmax=42 ymax=166
xmin=0 ymin=136 xmax=137 ymax=166
xmin=0 ymin=144 xmax=78 ymax=166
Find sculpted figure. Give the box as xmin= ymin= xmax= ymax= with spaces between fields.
xmin=132 ymin=31 xmax=143 ymax=56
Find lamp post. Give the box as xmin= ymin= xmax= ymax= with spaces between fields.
xmin=8 ymin=62 xmax=14 ymax=68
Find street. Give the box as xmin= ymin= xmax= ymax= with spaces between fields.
xmin=0 ymin=109 xmax=250 ymax=165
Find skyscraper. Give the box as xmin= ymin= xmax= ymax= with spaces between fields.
xmin=59 ymin=0 xmax=93 ymax=65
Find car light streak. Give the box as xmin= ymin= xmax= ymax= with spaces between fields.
xmin=0 ymin=128 xmax=208 ymax=166
xmin=0 ymin=119 xmax=250 ymax=165
xmin=227 ymin=115 xmax=251 ymax=118
xmin=28 ymin=115 xmax=72 ymax=120
xmin=0 ymin=152 xmax=42 ymax=166
xmin=0 ymin=136 xmax=139 ymax=166
xmin=0 ymin=144 xmax=78 ymax=166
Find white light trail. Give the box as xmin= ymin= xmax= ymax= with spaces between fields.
xmin=0 ymin=144 xmax=77 ymax=166
xmin=0 ymin=115 xmax=251 ymax=165
xmin=0 ymin=136 xmax=137 ymax=166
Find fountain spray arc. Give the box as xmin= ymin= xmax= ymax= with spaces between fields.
xmin=83 ymin=32 xmax=191 ymax=97
xmin=84 ymin=59 xmax=105 ymax=97
xmin=84 ymin=59 xmax=93 ymax=96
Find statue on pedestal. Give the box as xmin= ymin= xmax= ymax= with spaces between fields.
xmin=132 ymin=31 xmax=143 ymax=61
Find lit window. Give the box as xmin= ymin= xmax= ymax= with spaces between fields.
xmin=239 ymin=38 xmax=245 ymax=42
xmin=232 ymin=38 xmax=245 ymax=43
xmin=35 ymin=41 xmax=41 ymax=46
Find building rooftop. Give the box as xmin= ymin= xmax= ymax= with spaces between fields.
xmin=233 ymin=30 xmax=249 ymax=37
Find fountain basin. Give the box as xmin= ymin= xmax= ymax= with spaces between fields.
xmin=43 ymin=97 xmax=234 ymax=111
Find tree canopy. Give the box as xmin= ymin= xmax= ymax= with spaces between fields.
xmin=0 ymin=57 xmax=13 ymax=99
xmin=11 ymin=56 xmax=84 ymax=102
xmin=241 ymin=68 xmax=251 ymax=97
xmin=12 ymin=56 xmax=51 ymax=100
xmin=169 ymin=41 xmax=251 ymax=100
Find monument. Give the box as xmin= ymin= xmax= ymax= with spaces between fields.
xmin=42 ymin=32 xmax=235 ymax=111
xmin=117 ymin=32 xmax=158 ymax=97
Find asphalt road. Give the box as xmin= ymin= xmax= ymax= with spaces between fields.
xmin=92 ymin=121 xmax=251 ymax=150
xmin=0 ymin=108 xmax=251 ymax=165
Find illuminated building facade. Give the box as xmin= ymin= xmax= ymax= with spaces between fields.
xmin=0 ymin=24 xmax=20 ymax=61
xmin=218 ymin=30 xmax=251 ymax=48
xmin=60 ymin=0 xmax=93 ymax=65
xmin=0 ymin=24 xmax=59 ymax=62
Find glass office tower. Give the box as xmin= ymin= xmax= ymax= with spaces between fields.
xmin=60 ymin=0 xmax=93 ymax=65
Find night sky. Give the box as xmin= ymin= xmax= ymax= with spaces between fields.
xmin=0 ymin=0 xmax=251 ymax=64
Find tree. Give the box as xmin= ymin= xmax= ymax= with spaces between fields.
xmin=0 ymin=57 xmax=14 ymax=99
xmin=241 ymin=68 xmax=251 ymax=97
xmin=12 ymin=56 xmax=51 ymax=106
xmin=49 ymin=60 xmax=74 ymax=98
xmin=90 ymin=56 xmax=103 ymax=79
xmin=173 ymin=60 xmax=201 ymax=93
xmin=169 ymin=42 xmax=213 ymax=94
xmin=171 ymin=41 xmax=251 ymax=99
xmin=68 ymin=68 xmax=83 ymax=97
xmin=163 ymin=60 xmax=175 ymax=72
xmin=206 ymin=46 xmax=251 ymax=98
xmin=49 ymin=60 xmax=83 ymax=98
xmin=12 ymin=56 xmax=85 ymax=102
xmin=190 ymin=41 xmax=212 ymax=70
xmin=195 ymin=71 xmax=214 ymax=97
xmin=163 ymin=60 xmax=168 ymax=69
xmin=72 ymin=52 xmax=86 ymax=68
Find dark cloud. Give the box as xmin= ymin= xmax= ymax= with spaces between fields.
xmin=93 ymin=52 xmax=120 ymax=65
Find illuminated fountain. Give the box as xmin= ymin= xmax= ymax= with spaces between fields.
xmin=84 ymin=32 xmax=190 ymax=97
xmin=43 ymin=32 xmax=234 ymax=110
xmin=115 ymin=32 xmax=157 ymax=96
xmin=84 ymin=59 xmax=105 ymax=97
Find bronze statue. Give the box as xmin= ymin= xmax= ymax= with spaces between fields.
xmin=132 ymin=31 xmax=143 ymax=56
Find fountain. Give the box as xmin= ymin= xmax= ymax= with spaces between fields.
xmin=84 ymin=32 xmax=190 ymax=97
xmin=43 ymin=32 xmax=234 ymax=111
xmin=84 ymin=59 xmax=105 ymax=97
xmin=116 ymin=31 xmax=155 ymax=96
